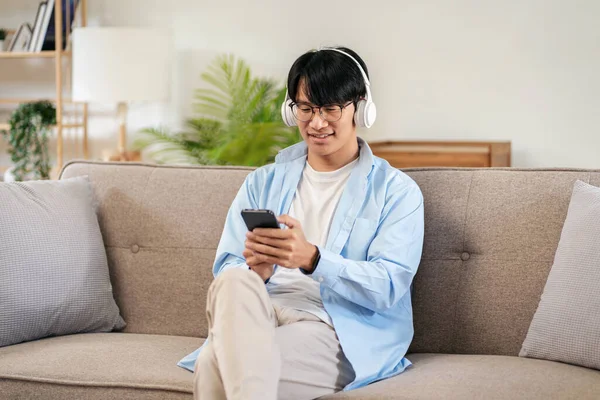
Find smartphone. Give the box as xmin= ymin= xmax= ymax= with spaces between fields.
xmin=241 ymin=209 xmax=280 ymax=231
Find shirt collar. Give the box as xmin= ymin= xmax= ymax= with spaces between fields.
xmin=275 ymin=136 xmax=375 ymax=179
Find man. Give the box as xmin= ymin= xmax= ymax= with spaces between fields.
xmin=178 ymin=46 xmax=424 ymax=400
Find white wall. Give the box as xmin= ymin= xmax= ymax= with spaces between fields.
xmin=1 ymin=0 xmax=600 ymax=168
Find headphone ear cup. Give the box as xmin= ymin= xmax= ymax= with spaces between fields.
xmin=354 ymin=99 xmax=367 ymax=128
xmin=364 ymin=101 xmax=377 ymax=128
xmin=281 ymin=99 xmax=297 ymax=127
xmin=354 ymin=99 xmax=376 ymax=128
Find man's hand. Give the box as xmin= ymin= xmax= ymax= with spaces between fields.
xmin=242 ymin=247 xmax=274 ymax=282
xmin=245 ymin=215 xmax=318 ymax=272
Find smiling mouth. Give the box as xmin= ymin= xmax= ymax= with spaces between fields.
xmin=308 ymin=133 xmax=334 ymax=139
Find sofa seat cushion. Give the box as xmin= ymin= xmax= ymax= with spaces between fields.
xmin=323 ymin=353 xmax=600 ymax=399
xmin=0 ymin=332 xmax=201 ymax=400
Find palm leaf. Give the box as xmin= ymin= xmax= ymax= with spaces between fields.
xmin=135 ymin=54 xmax=300 ymax=167
xmin=133 ymin=127 xmax=206 ymax=165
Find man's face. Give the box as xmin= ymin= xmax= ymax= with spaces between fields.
xmin=295 ymin=83 xmax=357 ymax=158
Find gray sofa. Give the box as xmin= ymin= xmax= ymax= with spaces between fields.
xmin=1 ymin=160 xmax=599 ymax=399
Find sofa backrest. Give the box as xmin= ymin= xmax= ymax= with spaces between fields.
xmin=60 ymin=162 xmax=250 ymax=339
xmin=406 ymin=168 xmax=600 ymax=356
xmin=60 ymin=161 xmax=600 ymax=356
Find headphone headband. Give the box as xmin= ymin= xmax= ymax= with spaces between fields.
xmin=316 ymin=46 xmax=371 ymax=88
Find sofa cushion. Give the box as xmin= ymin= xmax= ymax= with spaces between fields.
xmin=520 ymin=180 xmax=600 ymax=369
xmin=0 ymin=333 xmax=202 ymax=399
xmin=0 ymin=176 xmax=125 ymax=348
xmin=322 ymin=353 xmax=600 ymax=399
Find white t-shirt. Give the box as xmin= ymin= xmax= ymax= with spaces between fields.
xmin=268 ymin=158 xmax=359 ymax=326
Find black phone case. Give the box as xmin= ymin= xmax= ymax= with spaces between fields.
xmin=241 ymin=209 xmax=280 ymax=231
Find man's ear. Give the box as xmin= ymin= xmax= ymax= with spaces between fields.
xmin=352 ymin=101 xmax=358 ymax=126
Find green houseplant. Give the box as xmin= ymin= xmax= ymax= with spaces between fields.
xmin=133 ymin=54 xmax=300 ymax=166
xmin=1 ymin=101 xmax=56 ymax=181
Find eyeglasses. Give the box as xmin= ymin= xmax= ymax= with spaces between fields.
xmin=290 ymin=102 xmax=353 ymax=122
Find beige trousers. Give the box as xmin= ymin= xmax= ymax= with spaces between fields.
xmin=193 ymin=268 xmax=355 ymax=400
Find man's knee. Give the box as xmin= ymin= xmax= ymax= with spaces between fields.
xmin=206 ymin=267 xmax=274 ymax=329
xmin=215 ymin=268 xmax=253 ymax=284
xmin=211 ymin=267 xmax=263 ymax=294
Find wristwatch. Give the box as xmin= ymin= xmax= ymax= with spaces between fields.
xmin=301 ymin=246 xmax=321 ymax=275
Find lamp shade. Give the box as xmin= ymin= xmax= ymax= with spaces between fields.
xmin=72 ymin=27 xmax=170 ymax=103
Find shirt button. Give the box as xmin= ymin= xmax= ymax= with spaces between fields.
xmin=131 ymin=244 xmax=140 ymax=254
xmin=318 ymin=277 xmax=324 ymax=283
xmin=461 ymin=252 xmax=470 ymax=261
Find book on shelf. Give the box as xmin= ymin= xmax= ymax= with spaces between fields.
xmin=8 ymin=23 xmax=33 ymax=52
xmin=41 ymin=0 xmax=80 ymax=51
xmin=29 ymin=1 xmax=48 ymax=52
xmin=28 ymin=0 xmax=80 ymax=53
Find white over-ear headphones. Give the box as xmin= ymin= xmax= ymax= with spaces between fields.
xmin=281 ymin=47 xmax=377 ymax=128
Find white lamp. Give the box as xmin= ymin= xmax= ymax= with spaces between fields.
xmin=72 ymin=27 xmax=170 ymax=161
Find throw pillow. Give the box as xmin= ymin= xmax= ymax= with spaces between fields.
xmin=519 ymin=180 xmax=600 ymax=369
xmin=0 ymin=176 xmax=125 ymax=347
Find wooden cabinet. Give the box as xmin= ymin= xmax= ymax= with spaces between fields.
xmin=368 ymin=140 xmax=511 ymax=168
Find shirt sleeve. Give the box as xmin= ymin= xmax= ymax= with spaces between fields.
xmin=212 ymin=171 xmax=259 ymax=277
xmin=310 ymin=181 xmax=424 ymax=313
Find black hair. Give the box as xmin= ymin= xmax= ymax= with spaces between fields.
xmin=286 ymin=46 xmax=369 ymax=106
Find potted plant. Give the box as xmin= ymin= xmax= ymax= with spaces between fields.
xmin=0 ymin=29 xmax=6 ymax=52
xmin=134 ymin=54 xmax=299 ymax=166
xmin=0 ymin=101 xmax=56 ymax=181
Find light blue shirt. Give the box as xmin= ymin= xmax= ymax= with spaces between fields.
xmin=177 ymin=137 xmax=424 ymax=391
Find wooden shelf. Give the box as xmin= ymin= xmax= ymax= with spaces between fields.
xmin=1 ymin=0 xmax=88 ymax=171
xmin=0 ymin=51 xmax=71 ymax=59
xmin=0 ymin=123 xmax=84 ymax=130
xmin=0 ymin=98 xmax=82 ymax=104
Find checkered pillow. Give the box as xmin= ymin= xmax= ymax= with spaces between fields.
xmin=520 ymin=180 xmax=600 ymax=369
xmin=0 ymin=176 xmax=125 ymax=347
